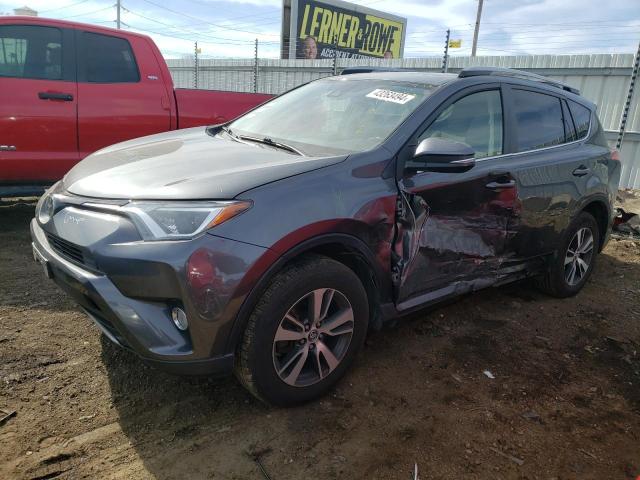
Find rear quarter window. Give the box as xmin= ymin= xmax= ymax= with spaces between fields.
xmin=567 ymin=100 xmax=592 ymax=140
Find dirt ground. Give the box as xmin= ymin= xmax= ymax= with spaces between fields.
xmin=1 ymin=201 xmax=639 ymax=480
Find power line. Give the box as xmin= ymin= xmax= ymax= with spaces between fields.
xmin=40 ymin=0 xmax=91 ymax=14
xmin=122 ymin=21 xmax=279 ymax=51
xmin=138 ymin=0 xmax=279 ymax=36
xmin=60 ymin=6 xmax=114 ymax=20
xmin=408 ymin=27 xmax=640 ymax=39
xmin=124 ymin=23 xmax=256 ymax=46
xmin=122 ymin=7 xmax=262 ymax=44
xmin=478 ymin=31 xmax=640 ymax=38
xmin=483 ymin=20 xmax=640 ymax=26
xmin=408 ymin=23 xmax=640 ymax=35
xmin=464 ymin=38 xmax=640 ymax=46
xmin=175 ymin=0 xmax=280 ymax=22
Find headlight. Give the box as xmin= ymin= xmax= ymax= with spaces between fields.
xmin=36 ymin=182 xmax=60 ymax=224
xmin=120 ymin=201 xmax=251 ymax=241
xmin=37 ymin=194 xmax=54 ymax=224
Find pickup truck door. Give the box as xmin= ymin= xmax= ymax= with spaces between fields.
xmin=393 ymin=85 xmax=517 ymax=311
xmin=76 ymin=30 xmax=172 ymax=158
xmin=0 ymin=24 xmax=78 ymax=184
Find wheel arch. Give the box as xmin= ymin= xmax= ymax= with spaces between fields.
xmin=225 ymin=233 xmax=390 ymax=353
xmin=580 ymin=197 xmax=611 ymax=252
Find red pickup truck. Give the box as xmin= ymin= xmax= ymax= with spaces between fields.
xmin=0 ymin=17 xmax=272 ymax=196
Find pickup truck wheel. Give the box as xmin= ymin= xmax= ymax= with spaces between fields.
xmin=535 ymin=211 xmax=600 ymax=298
xmin=235 ymin=255 xmax=368 ymax=406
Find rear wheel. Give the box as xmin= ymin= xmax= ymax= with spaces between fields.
xmin=235 ymin=255 xmax=368 ymax=406
xmin=535 ymin=211 xmax=600 ymax=297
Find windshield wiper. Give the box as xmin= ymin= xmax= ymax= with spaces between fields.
xmin=220 ymin=125 xmax=236 ymax=138
xmin=236 ymin=134 xmax=304 ymax=156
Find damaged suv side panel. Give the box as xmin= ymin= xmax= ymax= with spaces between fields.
xmin=393 ymin=165 xmax=518 ymax=310
xmin=390 ymin=78 xmax=616 ymax=313
xmin=390 ymin=83 xmax=518 ymax=309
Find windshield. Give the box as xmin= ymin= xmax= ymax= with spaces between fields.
xmin=228 ymin=77 xmax=436 ymax=156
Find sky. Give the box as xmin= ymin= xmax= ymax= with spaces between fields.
xmin=1 ymin=0 xmax=639 ymax=59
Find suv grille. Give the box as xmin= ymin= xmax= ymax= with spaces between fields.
xmin=47 ymin=233 xmax=87 ymax=266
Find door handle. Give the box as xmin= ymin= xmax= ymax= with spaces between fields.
xmin=572 ymin=166 xmax=590 ymax=177
xmin=486 ymin=179 xmax=516 ymax=189
xmin=38 ymin=92 xmax=74 ymax=101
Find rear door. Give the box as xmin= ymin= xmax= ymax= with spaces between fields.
xmin=0 ymin=24 xmax=78 ymax=183
xmin=76 ymin=30 xmax=171 ymax=158
xmin=501 ymin=85 xmax=604 ymax=259
xmin=393 ymin=84 xmax=517 ymax=309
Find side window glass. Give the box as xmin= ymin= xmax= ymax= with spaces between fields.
xmin=0 ymin=25 xmax=62 ymax=80
xmin=568 ymin=100 xmax=591 ymax=140
xmin=81 ymin=32 xmax=139 ymax=83
xmin=419 ymin=90 xmax=503 ymax=159
xmin=513 ymin=89 xmax=565 ymax=152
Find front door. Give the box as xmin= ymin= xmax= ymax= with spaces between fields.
xmin=393 ymin=85 xmax=517 ymax=310
xmin=0 ymin=24 xmax=78 ymax=184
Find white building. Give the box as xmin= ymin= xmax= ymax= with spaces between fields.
xmin=13 ymin=6 xmax=38 ymax=16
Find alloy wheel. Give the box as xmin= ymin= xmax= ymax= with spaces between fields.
xmin=272 ymin=288 xmax=354 ymax=387
xmin=564 ymin=227 xmax=594 ymax=286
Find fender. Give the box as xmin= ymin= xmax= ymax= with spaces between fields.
xmin=223 ymin=232 xmax=391 ymax=354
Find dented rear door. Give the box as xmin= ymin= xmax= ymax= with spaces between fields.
xmin=392 ymin=84 xmax=517 ymax=310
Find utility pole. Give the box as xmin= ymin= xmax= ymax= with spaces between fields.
xmin=471 ymin=0 xmax=483 ymax=57
xmin=194 ymin=41 xmax=199 ymax=89
xmin=253 ymin=39 xmax=259 ymax=93
xmin=617 ymin=39 xmax=640 ymax=150
xmin=442 ymin=29 xmax=450 ymax=73
xmin=116 ymin=0 xmax=121 ymax=29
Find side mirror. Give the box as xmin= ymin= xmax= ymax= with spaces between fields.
xmin=406 ymin=137 xmax=476 ymax=173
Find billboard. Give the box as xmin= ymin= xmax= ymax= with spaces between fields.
xmin=281 ymin=0 xmax=407 ymax=60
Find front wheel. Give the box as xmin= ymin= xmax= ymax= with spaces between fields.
xmin=535 ymin=211 xmax=600 ymax=297
xmin=235 ymin=255 xmax=369 ymax=406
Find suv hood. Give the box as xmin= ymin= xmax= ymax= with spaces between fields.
xmin=63 ymin=127 xmax=346 ymax=200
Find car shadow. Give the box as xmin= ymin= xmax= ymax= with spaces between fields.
xmin=99 ymin=247 xmax=640 ymax=479
xmin=0 ymin=202 xmax=79 ymax=313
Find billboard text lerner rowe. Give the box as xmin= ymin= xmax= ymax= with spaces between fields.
xmin=289 ymin=0 xmax=406 ymax=59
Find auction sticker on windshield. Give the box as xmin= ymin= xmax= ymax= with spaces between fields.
xmin=366 ymin=89 xmax=416 ymax=104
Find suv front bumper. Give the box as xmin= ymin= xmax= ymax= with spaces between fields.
xmin=30 ymin=218 xmax=269 ymax=376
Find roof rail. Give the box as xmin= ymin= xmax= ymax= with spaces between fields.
xmin=458 ymin=67 xmax=580 ymax=95
xmin=340 ymin=66 xmax=407 ymax=75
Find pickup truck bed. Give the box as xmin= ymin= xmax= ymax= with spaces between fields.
xmin=175 ymin=89 xmax=272 ymax=129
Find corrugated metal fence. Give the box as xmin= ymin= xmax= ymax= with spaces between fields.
xmin=166 ymin=54 xmax=640 ymax=189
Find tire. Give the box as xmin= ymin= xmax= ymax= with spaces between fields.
xmin=535 ymin=211 xmax=600 ymax=298
xmin=235 ymin=255 xmax=369 ymax=406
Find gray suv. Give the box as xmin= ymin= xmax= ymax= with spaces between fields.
xmin=31 ymin=68 xmax=620 ymax=405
